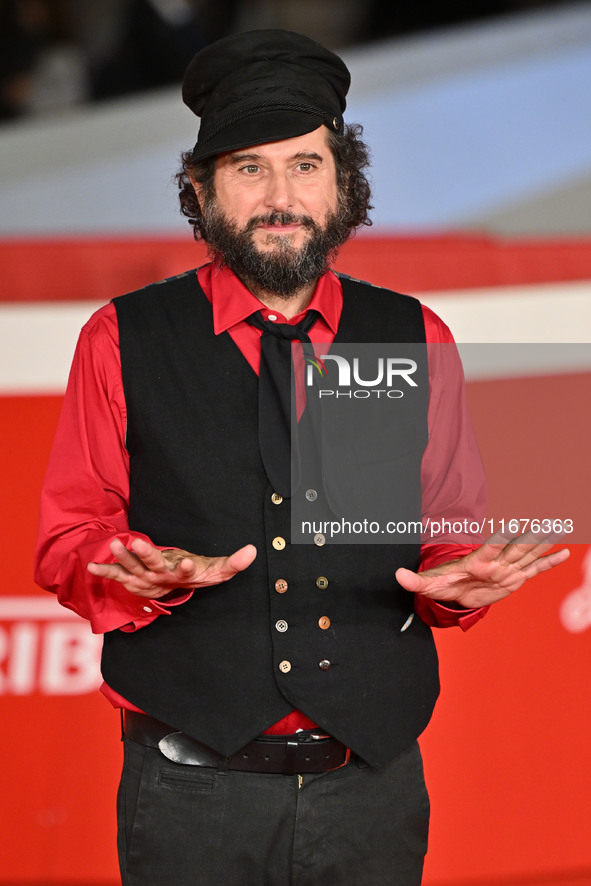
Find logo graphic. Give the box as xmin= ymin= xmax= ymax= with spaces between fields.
xmin=305 ymin=355 xmax=418 ymax=388
xmin=303 ymin=354 xmax=327 ymax=380
xmin=304 ymin=351 xmax=419 ymax=400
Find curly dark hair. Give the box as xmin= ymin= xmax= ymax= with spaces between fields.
xmin=175 ymin=123 xmax=373 ymax=242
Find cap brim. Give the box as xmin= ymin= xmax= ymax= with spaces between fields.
xmin=191 ymin=109 xmax=326 ymax=162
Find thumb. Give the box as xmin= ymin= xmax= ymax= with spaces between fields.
xmin=224 ymin=544 xmax=257 ymax=576
xmin=395 ymin=567 xmax=423 ymax=594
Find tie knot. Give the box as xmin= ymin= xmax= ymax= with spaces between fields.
xmin=246 ymin=310 xmax=319 ymax=343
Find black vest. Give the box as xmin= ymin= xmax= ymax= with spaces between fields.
xmin=102 ymin=270 xmax=439 ymax=767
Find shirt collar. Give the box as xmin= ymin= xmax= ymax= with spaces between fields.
xmin=201 ymin=263 xmax=341 ymax=335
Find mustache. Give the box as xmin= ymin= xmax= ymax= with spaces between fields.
xmin=244 ymin=211 xmax=318 ymax=233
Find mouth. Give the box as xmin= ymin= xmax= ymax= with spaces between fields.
xmin=246 ymin=212 xmax=317 ymax=236
xmin=258 ymin=222 xmax=301 ymax=234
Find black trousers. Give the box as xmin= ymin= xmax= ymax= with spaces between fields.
xmin=117 ymin=736 xmax=430 ymax=886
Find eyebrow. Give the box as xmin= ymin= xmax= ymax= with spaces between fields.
xmin=228 ymin=151 xmax=325 ymax=165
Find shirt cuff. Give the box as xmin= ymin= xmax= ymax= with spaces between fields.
xmin=419 ymin=542 xmax=480 ymax=571
xmin=118 ymin=589 xmax=194 ymax=632
xmin=414 ymin=594 xmax=489 ymax=631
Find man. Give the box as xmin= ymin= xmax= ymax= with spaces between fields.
xmin=34 ymin=29 xmax=569 ymax=886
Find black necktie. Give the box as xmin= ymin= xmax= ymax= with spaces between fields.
xmin=246 ymin=310 xmax=319 ymax=497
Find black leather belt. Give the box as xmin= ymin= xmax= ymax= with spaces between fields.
xmin=122 ymin=710 xmax=352 ymax=775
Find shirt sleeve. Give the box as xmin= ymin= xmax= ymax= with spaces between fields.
xmin=415 ymin=304 xmax=490 ymax=630
xmin=33 ymin=303 xmax=193 ymax=634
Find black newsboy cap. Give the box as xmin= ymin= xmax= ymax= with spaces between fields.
xmin=182 ymin=29 xmax=351 ymax=162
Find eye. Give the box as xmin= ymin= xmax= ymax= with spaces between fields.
xmin=297 ymin=162 xmax=314 ymax=172
xmin=241 ymin=164 xmax=260 ymax=175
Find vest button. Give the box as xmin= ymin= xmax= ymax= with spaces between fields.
xmin=319 ymin=659 xmax=331 ymax=671
xmin=274 ymin=579 xmax=288 ymax=594
xmin=305 ymin=488 xmax=317 ymax=501
xmin=271 ymin=492 xmax=283 ymax=505
xmin=316 ymin=576 xmax=328 ymax=589
xmin=275 ymin=620 xmax=288 ymax=633
xmin=314 ymin=533 xmax=325 ymax=547
xmin=318 ymin=616 xmax=331 ymax=630
xmin=272 ymin=536 xmax=286 ymax=550
xmin=279 ymin=660 xmax=291 ymax=673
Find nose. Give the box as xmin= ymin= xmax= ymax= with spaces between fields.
xmin=263 ymin=171 xmax=294 ymax=212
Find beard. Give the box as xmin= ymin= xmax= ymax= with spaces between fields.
xmin=200 ymin=201 xmax=352 ymax=298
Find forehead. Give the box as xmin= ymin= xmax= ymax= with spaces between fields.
xmin=214 ymin=125 xmax=333 ymax=169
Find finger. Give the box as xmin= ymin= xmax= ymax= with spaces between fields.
xmin=108 ymin=538 xmax=156 ymax=576
xmin=396 ymin=567 xmax=469 ymax=602
xmin=520 ymin=546 xmax=570 ymax=580
xmin=503 ymin=543 xmax=562 ymax=571
xmin=87 ymin=560 xmax=132 ymax=581
xmin=87 ymin=559 xmax=162 ymax=592
xmin=395 ymin=567 xmax=427 ymax=594
xmin=495 ymin=540 xmax=555 ymax=567
xmin=194 ymin=544 xmax=257 ymax=586
xmin=489 ymin=524 xmax=565 ymax=561
xmin=472 ymin=526 xmax=553 ymax=560
xmin=472 ymin=530 xmax=556 ymax=570
xmin=468 ymin=534 xmax=513 ymax=563
xmin=173 ymin=557 xmax=198 ymax=574
xmin=225 ymin=544 xmax=257 ymax=574
xmin=128 ymin=538 xmax=172 ymax=572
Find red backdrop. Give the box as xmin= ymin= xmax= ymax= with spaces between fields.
xmin=1 ymin=234 xmax=590 ymax=885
